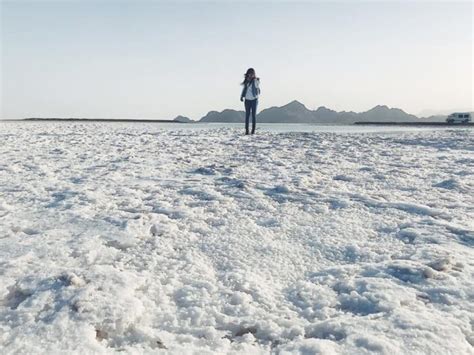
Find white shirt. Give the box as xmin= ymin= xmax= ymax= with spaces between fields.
xmin=244 ymin=79 xmax=260 ymax=100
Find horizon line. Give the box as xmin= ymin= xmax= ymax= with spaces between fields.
xmin=2 ymin=100 xmax=473 ymax=122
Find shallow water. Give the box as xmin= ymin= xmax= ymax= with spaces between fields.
xmin=3 ymin=120 xmax=472 ymax=134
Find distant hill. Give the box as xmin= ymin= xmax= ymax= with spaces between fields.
xmin=357 ymin=105 xmax=418 ymax=123
xmin=313 ymin=106 xmax=358 ymax=124
xmin=173 ymin=115 xmax=193 ymax=123
xmin=198 ymin=101 xmax=425 ymax=124
xmin=200 ymin=109 xmax=245 ymax=123
xmin=257 ymin=100 xmax=315 ymax=123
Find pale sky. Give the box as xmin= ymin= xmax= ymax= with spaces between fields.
xmin=1 ymin=1 xmax=473 ymax=120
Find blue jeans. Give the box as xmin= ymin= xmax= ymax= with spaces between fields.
xmin=244 ymin=99 xmax=258 ymax=134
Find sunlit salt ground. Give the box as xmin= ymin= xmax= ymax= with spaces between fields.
xmin=0 ymin=122 xmax=473 ymax=354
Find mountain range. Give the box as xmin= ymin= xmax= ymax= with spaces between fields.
xmin=196 ymin=101 xmax=451 ymax=124
xmin=15 ymin=102 xmax=470 ymax=123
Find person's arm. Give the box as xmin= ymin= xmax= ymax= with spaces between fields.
xmin=240 ymin=83 xmax=246 ymax=101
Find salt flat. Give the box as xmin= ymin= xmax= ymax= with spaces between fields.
xmin=0 ymin=122 xmax=473 ymax=354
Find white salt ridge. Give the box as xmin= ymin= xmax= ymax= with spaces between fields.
xmin=0 ymin=122 xmax=473 ymax=354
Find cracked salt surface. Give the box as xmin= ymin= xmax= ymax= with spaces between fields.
xmin=0 ymin=122 xmax=473 ymax=354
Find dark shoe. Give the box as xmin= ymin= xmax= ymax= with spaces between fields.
xmin=251 ymin=131 xmax=255 ymax=135
xmin=245 ymin=131 xmax=249 ymax=135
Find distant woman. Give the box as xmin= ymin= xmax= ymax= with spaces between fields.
xmin=240 ymin=68 xmax=260 ymax=135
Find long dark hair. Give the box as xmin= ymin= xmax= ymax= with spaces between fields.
xmin=241 ymin=68 xmax=256 ymax=85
